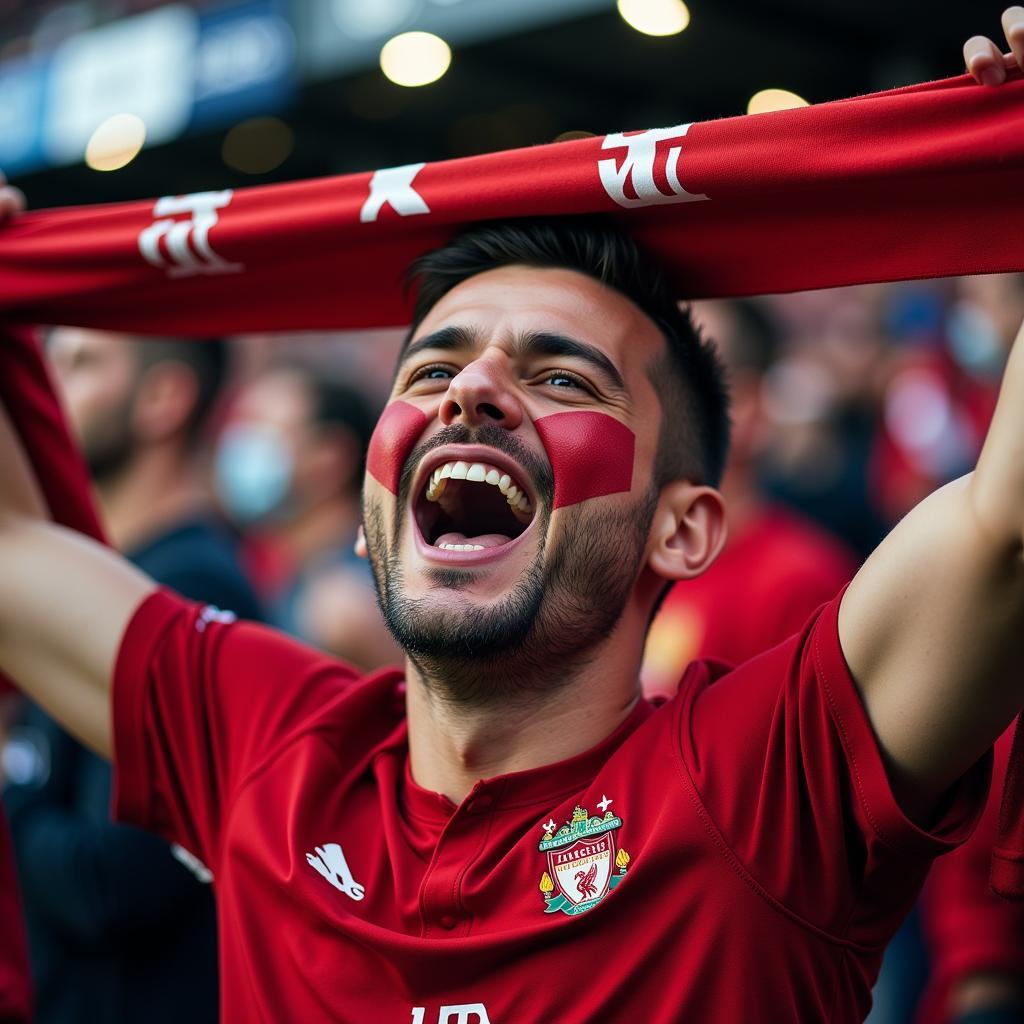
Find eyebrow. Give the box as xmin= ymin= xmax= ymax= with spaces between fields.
xmin=399 ymin=326 xmax=627 ymax=393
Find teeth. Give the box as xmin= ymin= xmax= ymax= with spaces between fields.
xmin=423 ymin=461 xmax=534 ymax=517
xmin=438 ymin=543 xmax=485 ymax=551
xmin=425 ymin=467 xmax=449 ymax=502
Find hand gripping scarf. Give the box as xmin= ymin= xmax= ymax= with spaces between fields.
xmin=0 ymin=67 xmax=1023 ymax=898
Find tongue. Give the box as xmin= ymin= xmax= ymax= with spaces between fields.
xmin=435 ymin=531 xmax=512 ymax=549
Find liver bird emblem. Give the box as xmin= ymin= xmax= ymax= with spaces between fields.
xmin=574 ymin=863 xmax=599 ymax=900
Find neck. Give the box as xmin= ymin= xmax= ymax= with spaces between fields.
xmin=405 ymin=594 xmax=652 ymax=803
xmin=98 ymin=444 xmax=208 ymax=552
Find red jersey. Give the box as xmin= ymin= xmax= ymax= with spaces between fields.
xmin=915 ymin=727 xmax=1024 ymax=1024
xmin=112 ymin=588 xmax=987 ymax=1023
xmin=643 ymin=506 xmax=858 ymax=694
xmin=0 ymin=808 xmax=32 ymax=1023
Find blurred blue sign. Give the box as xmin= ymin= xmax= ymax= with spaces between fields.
xmin=0 ymin=54 xmax=49 ymax=175
xmin=0 ymin=0 xmax=298 ymax=175
xmin=297 ymin=0 xmax=614 ymax=79
xmin=191 ymin=0 xmax=297 ymax=131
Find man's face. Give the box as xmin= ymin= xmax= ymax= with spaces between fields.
xmin=361 ymin=265 xmax=668 ymax=703
xmin=48 ymin=327 xmax=140 ymax=482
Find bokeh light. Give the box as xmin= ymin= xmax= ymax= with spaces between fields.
xmin=379 ymin=31 xmax=451 ymax=87
xmin=553 ymin=130 xmax=597 ymax=143
xmin=222 ymin=117 xmax=295 ymax=174
xmin=84 ymin=113 xmax=146 ymax=172
xmin=747 ymin=88 xmax=809 ymax=115
xmin=617 ymin=0 xmax=690 ymax=37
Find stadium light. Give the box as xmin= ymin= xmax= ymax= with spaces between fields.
xmin=747 ymin=88 xmax=809 ymax=115
xmin=84 ymin=113 xmax=146 ymax=171
xmin=617 ymin=0 xmax=690 ymax=37
xmin=380 ymin=31 xmax=451 ymax=87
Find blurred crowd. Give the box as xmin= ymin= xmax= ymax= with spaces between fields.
xmin=1 ymin=270 xmax=1022 ymax=1023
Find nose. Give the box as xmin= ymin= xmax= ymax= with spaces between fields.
xmin=439 ymin=353 xmax=523 ymax=430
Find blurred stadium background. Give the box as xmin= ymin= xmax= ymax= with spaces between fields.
xmin=2 ymin=4 xmax=1021 ymax=1023
xmin=0 ymin=0 xmax=997 ymax=207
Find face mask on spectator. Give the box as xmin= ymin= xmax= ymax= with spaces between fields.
xmin=215 ymin=424 xmax=294 ymax=524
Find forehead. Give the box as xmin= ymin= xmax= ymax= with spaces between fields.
xmin=234 ymin=369 xmax=312 ymax=427
xmin=410 ymin=265 xmax=665 ymax=373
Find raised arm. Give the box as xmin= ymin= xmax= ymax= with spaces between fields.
xmin=836 ymin=12 xmax=1024 ymax=824
xmin=805 ymin=19 xmax=1024 ymax=828
xmin=0 ymin=387 xmax=155 ymax=757
xmin=0 ymin=176 xmax=155 ymax=757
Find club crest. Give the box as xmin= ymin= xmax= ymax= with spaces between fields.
xmin=538 ymin=798 xmax=629 ymax=917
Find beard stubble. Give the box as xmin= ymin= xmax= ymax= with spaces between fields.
xmin=362 ymin=422 xmax=657 ymax=709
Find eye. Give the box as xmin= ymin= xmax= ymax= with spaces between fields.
xmin=542 ymin=370 xmax=593 ymax=394
xmin=408 ymin=363 xmax=456 ymax=385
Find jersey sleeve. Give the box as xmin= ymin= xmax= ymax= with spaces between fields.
xmin=111 ymin=588 xmax=361 ymax=873
xmin=678 ymin=589 xmax=991 ymax=944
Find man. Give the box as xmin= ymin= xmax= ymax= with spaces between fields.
xmin=642 ymin=298 xmax=858 ymax=693
xmin=2 ymin=328 xmax=262 ymax=1023
xmin=214 ymin=361 xmax=399 ymax=667
xmin=0 ymin=24 xmax=1021 ymax=1023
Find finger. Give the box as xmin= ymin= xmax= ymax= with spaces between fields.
xmin=0 ymin=185 xmax=26 ymax=219
xmin=965 ymin=34 xmax=1007 ymax=85
xmin=1002 ymin=6 xmax=1024 ymax=71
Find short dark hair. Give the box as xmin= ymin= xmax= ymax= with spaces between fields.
xmin=404 ymin=218 xmax=730 ymax=487
xmin=137 ymin=337 xmax=227 ymax=443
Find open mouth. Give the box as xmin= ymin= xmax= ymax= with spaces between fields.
xmin=414 ymin=459 xmax=535 ymax=551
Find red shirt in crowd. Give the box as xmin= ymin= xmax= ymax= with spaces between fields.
xmin=110 ymin=586 xmax=987 ymax=1023
xmin=642 ymin=505 xmax=858 ymax=694
xmin=0 ymin=807 xmax=32 ymax=1024
xmin=915 ymin=727 xmax=1024 ymax=1024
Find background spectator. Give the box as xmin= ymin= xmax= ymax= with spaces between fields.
xmin=642 ymin=298 xmax=859 ymax=694
xmin=2 ymin=328 xmax=264 ymax=1024
xmin=215 ymin=361 xmax=400 ymax=669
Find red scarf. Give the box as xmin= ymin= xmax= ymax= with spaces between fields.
xmin=1 ymin=67 xmax=1022 ymax=898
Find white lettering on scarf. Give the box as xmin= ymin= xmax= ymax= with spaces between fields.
xmin=360 ymin=163 xmax=430 ymax=223
xmin=138 ymin=190 xmax=244 ymax=277
xmin=598 ymin=124 xmax=708 ymax=208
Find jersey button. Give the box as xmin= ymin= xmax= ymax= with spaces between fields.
xmin=439 ymin=914 xmax=458 ymax=930
xmin=466 ymin=794 xmax=493 ymax=814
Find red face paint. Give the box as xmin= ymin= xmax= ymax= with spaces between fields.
xmin=367 ymin=400 xmax=428 ymax=494
xmin=534 ymin=411 xmax=634 ymax=508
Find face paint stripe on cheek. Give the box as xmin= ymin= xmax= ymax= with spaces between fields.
xmin=367 ymin=401 xmax=428 ymax=494
xmin=534 ymin=411 xmax=634 ymax=508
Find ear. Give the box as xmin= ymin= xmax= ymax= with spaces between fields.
xmin=132 ymin=362 xmax=199 ymax=443
xmin=354 ymin=525 xmax=368 ymax=559
xmin=646 ymin=481 xmax=728 ymax=582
